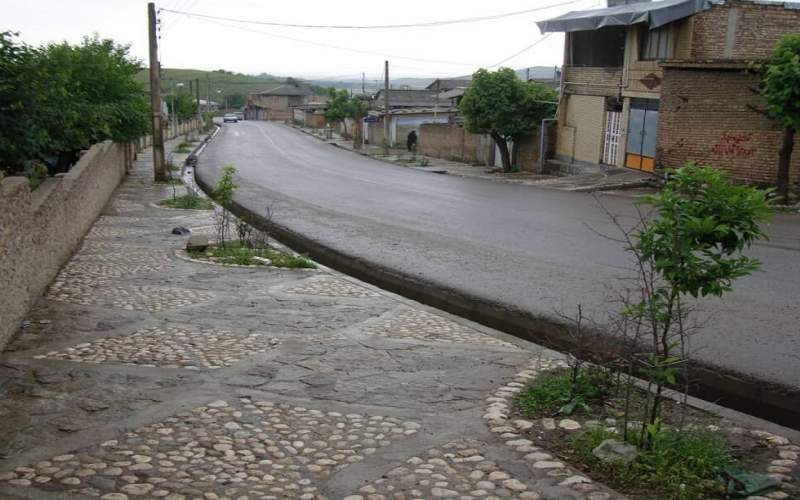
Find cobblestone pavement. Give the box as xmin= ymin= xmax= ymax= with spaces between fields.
xmin=0 ymin=137 xmax=627 ymax=500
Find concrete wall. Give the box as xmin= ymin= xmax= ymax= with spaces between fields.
xmin=658 ymin=66 xmax=799 ymax=185
xmin=0 ymin=121 xmax=198 ymax=350
xmin=556 ymin=94 xmax=607 ymax=164
xmin=418 ymin=124 xmax=494 ymax=166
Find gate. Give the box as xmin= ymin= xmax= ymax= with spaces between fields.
xmin=625 ymin=99 xmax=659 ymax=172
xmin=602 ymin=111 xmax=621 ymax=166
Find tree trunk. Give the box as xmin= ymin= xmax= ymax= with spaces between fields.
xmin=777 ymin=126 xmax=795 ymax=205
xmin=492 ymin=133 xmax=512 ymax=173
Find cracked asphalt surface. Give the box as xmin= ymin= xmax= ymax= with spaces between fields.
xmin=197 ymin=121 xmax=800 ymax=394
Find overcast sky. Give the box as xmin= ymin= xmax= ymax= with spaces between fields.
xmin=2 ymin=0 xmax=604 ymax=79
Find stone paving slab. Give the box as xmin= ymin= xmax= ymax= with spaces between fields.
xmin=0 ymin=135 xmax=629 ymax=499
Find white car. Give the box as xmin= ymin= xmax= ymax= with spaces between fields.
xmin=223 ymin=113 xmax=238 ymax=123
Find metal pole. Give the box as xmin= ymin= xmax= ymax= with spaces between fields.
xmin=147 ymin=2 xmax=166 ymax=181
xmin=383 ymin=60 xmax=390 ymax=149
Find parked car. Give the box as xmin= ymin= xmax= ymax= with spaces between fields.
xmin=223 ymin=113 xmax=238 ymax=123
xmin=235 ymin=112 xmax=244 ymax=120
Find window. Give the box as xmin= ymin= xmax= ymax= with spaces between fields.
xmin=570 ymin=26 xmax=626 ymax=67
xmin=640 ymin=25 xmax=672 ymax=60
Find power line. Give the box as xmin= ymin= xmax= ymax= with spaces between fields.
xmin=488 ymin=33 xmax=554 ymax=68
xmin=191 ymin=16 xmax=481 ymax=67
xmin=160 ymin=0 xmax=582 ymax=30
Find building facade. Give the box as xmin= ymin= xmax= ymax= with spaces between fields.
xmin=540 ymin=0 xmax=800 ymax=185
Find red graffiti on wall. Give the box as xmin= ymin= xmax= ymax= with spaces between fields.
xmin=711 ymin=132 xmax=756 ymax=158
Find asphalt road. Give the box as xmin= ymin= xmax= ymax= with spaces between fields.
xmin=198 ymin=120 xmax=800 ymax=392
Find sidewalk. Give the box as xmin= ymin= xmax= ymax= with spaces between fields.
xmin=0 ymin=137 xmax=625 ymax=499
xmin=295 ymin=125 xmax=655 ymax=194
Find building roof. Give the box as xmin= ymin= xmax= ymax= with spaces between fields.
xmin=373 ymin=89 xmax=440 ymax=108
xmin=425 ymin=78 xmax=472 ymax=91
xmin=253 ymin=84 xmax=313 ymax=97
xmin=537 ymin=0 xmax=717 ymax=33
xmin=367 ymin=107 xmax=457 ymax=116
xmin=437 ymin=88 xmax=466 ymax=100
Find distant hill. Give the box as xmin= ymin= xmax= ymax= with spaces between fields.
xmin=136 ymin=68 xmax=284 ymax=99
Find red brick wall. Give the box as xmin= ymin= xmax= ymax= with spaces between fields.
xmin=657 ymin=67 xmax=799 ymax=186
xmin=691 ymin=1 xmax=800 ymax=60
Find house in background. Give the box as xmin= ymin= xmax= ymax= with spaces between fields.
xmin=365 ymin=89 xmax=455 ymax=146
xmin=539 ymin=0 xmax=800 ymax=185
xmin=245 ymin=83 xmax=315 ymax=121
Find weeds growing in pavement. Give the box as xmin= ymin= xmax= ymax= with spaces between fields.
xmin=158 ymin=195 xmax=213 ymax=210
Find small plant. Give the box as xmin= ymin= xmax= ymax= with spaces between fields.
xmin=211 ymin=164 xmax=238 ymax=248
xmin=515 ymin=367 xmax=614 ymax=417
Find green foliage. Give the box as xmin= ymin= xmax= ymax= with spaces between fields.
xmin=636 ymin=163 xmax=771 ymax=299
xmin=571 ymin=426 xmax=731 ymax=499
xmin=324 ymin=88 xmax=368 ymax=132
xmin=169 ymin=92 xmax=197 ymax=121
xmin=460 ymin=68 xmax=557 ymax=140
xmin=226 ymin=93 xmax=245 ymax=109
xmin=212 ymin=164 xmax=238 ymax=207
xmin=0 ymin=32 xmax=149 ymax=172
xmin=158 ymin=195 xmax=213 ymax=210
xmin=515 ymin=367 xmax=614 ymax=417
xmin=762 ymin=34 xmax=800 ymax=130
xmin=190 ymin=240 xmax=316 ymax=269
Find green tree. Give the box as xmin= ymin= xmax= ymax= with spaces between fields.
xmin=623 ymin=163 xmax=770 ymax=447
xmin=0 ymin=33 xmax=149 ymax=173
xmin=324 ymin=88 xmax=350 ymax=134
xmin=0 ymin=32 xmax=48 ymax=171
xmin=460 ymin=68 xmax=557 ymax=172
xmin=226 ymin=93 xmax=245 ymax=109
xmin=169 ymin=91 xmax=197 ymax=121
xmin=762 ymin=34 xmax=800 ymax=204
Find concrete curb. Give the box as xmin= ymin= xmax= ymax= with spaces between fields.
xmin=195 ymin=130 xmax=800 ymax=431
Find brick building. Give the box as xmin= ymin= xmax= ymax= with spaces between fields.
xmin=246 ymin=83 xmax=315 ymax=121
xmin=539 ymin=0 xmax=800 ymax=186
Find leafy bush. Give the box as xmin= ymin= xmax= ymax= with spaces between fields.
xmin=0 ymin=32 xmax=149 ymax=174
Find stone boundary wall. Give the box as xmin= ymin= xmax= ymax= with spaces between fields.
xmin=0 ymin=120 xmax=199 ymax=350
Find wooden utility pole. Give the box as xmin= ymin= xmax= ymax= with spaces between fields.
xmin=383 ymin=60 xmax=390 ymax=150
xmin=147 ymin=2 xmax=167 ymax=181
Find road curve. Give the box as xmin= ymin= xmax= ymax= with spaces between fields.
xmin=197 ymin=120 xmax=800 ymax=422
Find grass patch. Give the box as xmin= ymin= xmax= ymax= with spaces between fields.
xmin=515 ymin=367 xmax=614 ymax=417
xmin=513 ymin=368 xmax=744 ymax=499
xmin=158 ymin=195 xmax=214 ymax=210
xmin=189 ymin=241 xmax=315 ymax=269
xmin=174 ymin=141 xmax=194 ymax=153
xmin=154 ymin=177 xmax=183 ymax=185
xmin=570 ymin=426 xmax=731 ymax=499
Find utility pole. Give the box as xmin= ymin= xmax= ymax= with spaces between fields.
xmin=383 ymin=60 xmax=390 ymax=150
xmin=147 ymin=2 xmax=166 ymax=181
xmin=362 ymin=72 xmax=365 ymax=95
xmin=206 ymin=74 xmax=210 ymax=114
xmin=195 ymin=77 xmax=200 ymax=119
